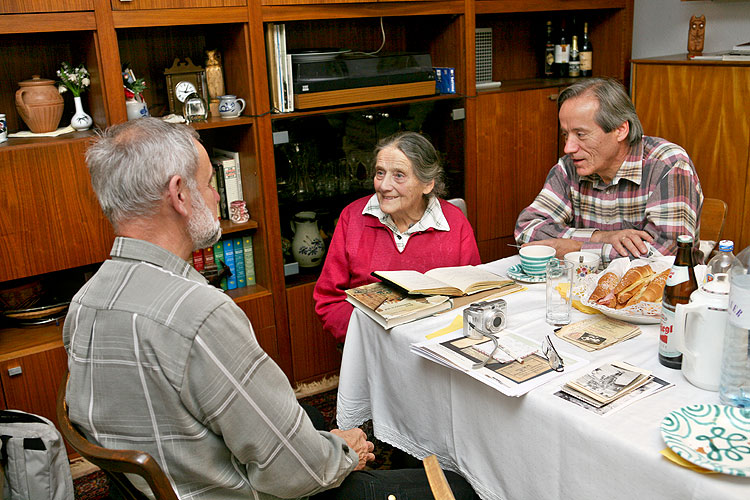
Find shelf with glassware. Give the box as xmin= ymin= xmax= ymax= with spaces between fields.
xmin=272 ymin=98 xmax=466 ymax=286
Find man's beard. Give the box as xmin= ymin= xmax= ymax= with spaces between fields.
xmin=188 ymin=189 xmax=221 ymax=250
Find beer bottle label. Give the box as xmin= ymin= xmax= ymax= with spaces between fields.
xmin=659 ymin=304 xmax=681 ymax=358
xmin=665 ymin=266 xmax=689 ymax=286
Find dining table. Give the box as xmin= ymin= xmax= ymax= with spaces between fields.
xmin=336 ymin=256 xmax=749 ymax=500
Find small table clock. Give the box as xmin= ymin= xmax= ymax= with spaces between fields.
xmin=164 ymin=58 xmax=209 ymax=115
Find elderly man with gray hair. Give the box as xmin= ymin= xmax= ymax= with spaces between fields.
xmin=63 ymin=118 xmax=477 ymax=500
xmin=515 ymin=78 xmax=703 ymax=264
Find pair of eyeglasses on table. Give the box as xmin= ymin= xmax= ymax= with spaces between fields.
xmin=542 ymin=334 xmax=565 ymax=372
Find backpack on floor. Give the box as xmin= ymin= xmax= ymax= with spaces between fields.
xmin=0 ymin=410 xmax=74 ymax=500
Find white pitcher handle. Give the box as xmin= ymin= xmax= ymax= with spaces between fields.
xmin=236 ymin=98 xmax=246 ymax=114
xmin=673 ymin=302 xmax=701 ymax=358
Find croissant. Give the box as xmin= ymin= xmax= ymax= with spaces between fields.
xmin=627 ymin=269 xmax=669 ymax=306
xmin=589 ymin=272 xmax=620 ymax=302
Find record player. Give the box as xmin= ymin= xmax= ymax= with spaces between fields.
xmin=291 ymin=52 xmax=436 ymax=109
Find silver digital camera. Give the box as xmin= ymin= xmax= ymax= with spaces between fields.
xmin=463 ymin=298 xmax=507 ymax=339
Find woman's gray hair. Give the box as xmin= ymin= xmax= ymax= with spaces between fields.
xmin=558 ymin=78 xmax=644 ymax=147
xmin=373 ymin=131 xmax=446 ymax=198
xmin=85 ymin=118 xmax=201 ymax=229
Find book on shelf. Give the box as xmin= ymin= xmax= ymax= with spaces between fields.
xmin=213 ymin=241 xmax=228 ymax=290
xmin=192 ymin=249 xmax=204 ymax=272
xmin=562 ymin=361 xmax=651 ymax=406
xmin=233 ymin=237 xmax=246 ymax=288
xmin=243 ymin=236 xmax=256 ymax=286
xmin=223 ymin=239 xmax=237 ymax=290
xmin=265 ymin=22 xmax=282 ymax=113
xmin=203 ymin=245 xmax=217 ymax=276
xmin=346 ymin=282 xmax=452 ymax=330
xmin=733 ymin=41 xmax=750 ymax=52
xmin=212 ymin=161 xmax=229 ymax=220
xmin=213 ymin=147 xmax=243 ymax=204
xmin=211 ymin=155 xmax=242 ymax=210
xmin=372 ymin=265 xmax=513 ymax=297
xmin=410 ymin=329 xmax=587 ymax=397
xmin=722 ymin=52 xmax=750 ymax=61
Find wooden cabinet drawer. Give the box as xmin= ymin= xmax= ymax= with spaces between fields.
xmin=111 ymin=0 xmax=245 ymax=10
xmin=0 ymin=0 xmax=92 ymax=14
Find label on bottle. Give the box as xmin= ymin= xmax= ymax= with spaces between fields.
xmin=545 ymin=50 xmax=555 ymax=75
xmin=568 ymin=60 xmax=580 ymax=77
xmin=555 ymin=45 xmax=569 ymax=63
xmin=728 ymin=274 xmax=750 ymax=328
xmin=580 ymin=52 xmax=592 ymax=71
xmin=659 ymin=303 xmax=681 ymax=358
xmin=665 ymin=266 xmax=689 ymax=286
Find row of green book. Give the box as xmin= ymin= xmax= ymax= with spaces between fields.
xmin=192 ymin=236 xmax=255 ymax=290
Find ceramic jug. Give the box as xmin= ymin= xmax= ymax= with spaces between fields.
xmin=291 ymin=211 xmax=325 ymax=267
xmin=673 ymin=275 xmax=730 ymax=391
xmin=15 ymin=75 xmax=64 ymax=133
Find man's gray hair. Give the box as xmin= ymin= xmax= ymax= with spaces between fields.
xmin=558 ymin=78 xmax=644 ymax=147
xmin=373 ymin=131 xmax=446 ymax=198
xmin=85 ymin=118 xmax=201 ymax=229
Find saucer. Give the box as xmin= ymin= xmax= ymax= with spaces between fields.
xmin=506 ymin=264 xmax=546 ymax=283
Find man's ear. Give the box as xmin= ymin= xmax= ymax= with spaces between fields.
xmin=167 ymin=175 xmax=190 ymax=217
xmin=615 ymin=120 xmax=630 ymax=143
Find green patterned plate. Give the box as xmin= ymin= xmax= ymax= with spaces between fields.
xmin=661 ymin=404 xmax=750 ymax=476
xmin=506 ymin=264 xmax=546 ymax=284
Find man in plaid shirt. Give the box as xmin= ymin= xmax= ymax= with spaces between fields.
xmin=515 ymin=78 xmax=703 ymax=264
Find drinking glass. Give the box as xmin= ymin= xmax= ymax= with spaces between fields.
xmin=546 ymin=259 xmax=574 ymax=326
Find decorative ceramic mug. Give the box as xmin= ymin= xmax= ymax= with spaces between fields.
xmin=218 ymin=95 xmax=246 ymax=119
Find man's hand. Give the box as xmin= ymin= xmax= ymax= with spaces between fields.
xmin=331 ymin=428 xmax=375 ymax=470
xmin=522 ymin=239 xmax=582 ymax=258
xmin=590 ymin=229 xmax=653 ymax=258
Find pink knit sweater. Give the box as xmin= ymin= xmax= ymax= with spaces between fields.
xmin=313 ymin=196 xmax=481 ymax=341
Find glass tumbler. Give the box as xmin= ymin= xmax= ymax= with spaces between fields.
xmin=546 ymin=259 xmax=574 ymax=326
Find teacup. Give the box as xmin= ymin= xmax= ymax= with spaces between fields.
xmin=564 ymin=251 xmax=601 ymax=285
xmin=519 ymin=245 xmax=556 ymax=277
xmin=218 ymin=94 xmax=246 ymax=119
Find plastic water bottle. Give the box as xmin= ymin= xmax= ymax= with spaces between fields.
xmin=705 ymin=240 xmax=736 ymax=284
xmin=719 ymin=244 xmax=750 ymax=408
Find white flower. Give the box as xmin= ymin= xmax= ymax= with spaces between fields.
xmin=82 ymin=77 xmax=90 ymax=87
xmin=58 ymin=85 xmax=67 ymax=93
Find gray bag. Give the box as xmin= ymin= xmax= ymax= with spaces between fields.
xmin=0 ymin=410 xmax=74 ymax=500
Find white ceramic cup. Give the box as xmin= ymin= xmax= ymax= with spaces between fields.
xmin=564 ymin=251 xmax=601 ymax=287
xmin=519 ymin=245 xmax=556 ymax=276
xmin=218 ymin=94 xmax=246 ymax=119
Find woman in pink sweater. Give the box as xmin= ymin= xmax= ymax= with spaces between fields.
xmin=313 ymin=132 xmax=481 ymax=341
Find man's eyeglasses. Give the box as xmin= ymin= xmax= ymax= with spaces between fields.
xmin=542 ymin=335 xmax=564 ymax=372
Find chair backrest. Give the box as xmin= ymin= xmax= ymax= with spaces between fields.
xmin=700 ymin=197 xmax=728 ymax=244
xmin=56 ymin=374 xmax=179 ymax=500
xmin=447 ymin=198 xmax=468 ymax=218
xmin=423 ymin=455 xmax=456 ymax=500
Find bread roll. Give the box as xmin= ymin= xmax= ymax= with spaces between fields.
xmin=627 ymin=269 xmax=669 ymax=305
xmin=589 ymin=272 xmax=620 ymax=302
xmin=612 ymin=265 xmax=654 ymax=296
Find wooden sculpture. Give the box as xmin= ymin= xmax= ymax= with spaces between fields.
xmin=687 ymin=15 xmax=706 ymax=57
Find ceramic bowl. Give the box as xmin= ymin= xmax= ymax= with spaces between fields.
xmin=519 ymin=245 xmax=556 ymax=276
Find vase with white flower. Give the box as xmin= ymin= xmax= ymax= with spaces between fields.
xmin=123 ymin=67 xmax=149 ymax=121
xmin=57 ymin=62 xmax=92 ymax=131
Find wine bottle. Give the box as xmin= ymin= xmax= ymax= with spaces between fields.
xmin=554 ymin=21 xmax=569 ymax=78
xmin=544 ymin=21 xmax=555 ymax=78
xmin=580 ymin=22 xmax=593 ymax=77
xmin=659 ymin=235 xmax=699 ymax=369
xmin=568 ymin=35 xmax=580 ymax=77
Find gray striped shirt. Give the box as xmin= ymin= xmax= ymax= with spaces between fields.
xmin=63 ymin=237 xmax=357 ymax=500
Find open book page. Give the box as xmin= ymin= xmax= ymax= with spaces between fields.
xmin=374 ymin=265 xmax=511 ymax=296
xmin=410 ymin=329 xmax=587 ymax=397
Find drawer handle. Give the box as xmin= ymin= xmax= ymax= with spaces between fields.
xmin=548 ymin=94 xmax=559 ymax=101
xmin=8 ymin=366 xmax=22 ymax=377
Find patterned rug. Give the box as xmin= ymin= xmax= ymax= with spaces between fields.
xmin=73 ymin=388 xmax=395 ymax=499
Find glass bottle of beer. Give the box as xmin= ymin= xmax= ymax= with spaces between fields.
xmin=580 ymin=22 xmax=593 ymax=77
xmin=659 ymin=235 xmax=698 ymax=368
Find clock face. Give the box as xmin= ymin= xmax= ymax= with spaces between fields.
xmin=175 ymin=81 xmax=198 ymax=102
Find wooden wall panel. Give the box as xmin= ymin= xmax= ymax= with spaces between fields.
xmin=110 ymin=0 xmax=244 ymax=10
xmin=286 ymin=282 xmax=341 ymax=384
xmin=0 ymin=0 xmax=92 ymax=13
xmin=0 ymin=138 xmax=115 ymax=281
xmin=633 ymin=62 xmax=750 ymax=250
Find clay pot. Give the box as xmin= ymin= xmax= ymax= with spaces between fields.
xmin=15 ymin=75 xmax=64 ymax=133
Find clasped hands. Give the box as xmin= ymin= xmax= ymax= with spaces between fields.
xmin=331 ymin=428 xmax=375 ymax=470
xmin=523 ymin=229 xmax=654 ymax=259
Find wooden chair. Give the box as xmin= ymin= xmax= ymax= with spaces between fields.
xmin=56 ymin=374 xmax=179 ymax=500
xmin=423 ymin=455 xmax=456 ymax=500
xmin=700 ymin=198 xmax=728 ymax=245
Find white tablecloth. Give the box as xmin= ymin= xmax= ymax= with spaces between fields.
xmin=337 ymin=257 xmax=748 ymax=500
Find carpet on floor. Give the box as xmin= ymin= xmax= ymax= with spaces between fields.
xmin=73 ymin=388 xmax=397 ymax=499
